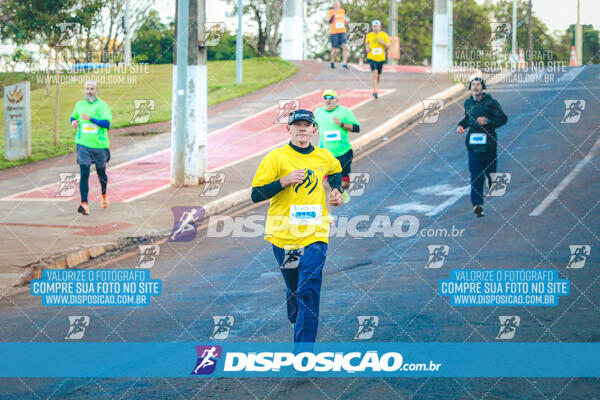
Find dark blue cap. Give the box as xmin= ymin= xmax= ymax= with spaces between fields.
xmin=288 ymin=109 xmax=315 ymax=125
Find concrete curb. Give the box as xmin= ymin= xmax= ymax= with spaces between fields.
xmin=6 ymin=82 xmax=468 ymax=290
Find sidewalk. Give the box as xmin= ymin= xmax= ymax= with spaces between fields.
xmin=0 ymin=60 xmax=460 ymax=289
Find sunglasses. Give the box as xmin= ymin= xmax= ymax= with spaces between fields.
xmin=323 ymin=95 xmax=336 ymax=100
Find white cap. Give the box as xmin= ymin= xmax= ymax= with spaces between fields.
xmin=372 ymin=19 xmax=382 ymax=26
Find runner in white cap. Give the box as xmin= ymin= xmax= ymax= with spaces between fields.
xmin=365 ymin=20 xmax=390 ymax=99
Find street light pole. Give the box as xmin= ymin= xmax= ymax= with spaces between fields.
xmin=511 ymin=0 xmax=517 ymax=61
xmin=236 ymin=0 xmax=243 ymax=84
xmin=124 ymin=0 xmax=131 ymax=65
xmin=576 ymin=0 xmax=582 ymax=65
xmin=388 ymin=0 xmax=398 ymax=65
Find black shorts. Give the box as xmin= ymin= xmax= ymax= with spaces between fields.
xmin=336 ymin=149 xmax=353 ymax=179
xmin=330 ymin=33 xmax=347 ymax=49
xmin=77 ymin=144 xmax=111 ymax=168
xmin=368 ymin=59 xmax=384 ymax=74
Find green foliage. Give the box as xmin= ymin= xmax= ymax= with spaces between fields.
xmin=207 ymin=32 xmax=258 ymax=61
xmin=0 ymin=0 xmax=103 ymax=48
xmin=566 ymin=24 xmax=600 ymax=64
xmin=131 ymin=10 xmax=174 ymax=64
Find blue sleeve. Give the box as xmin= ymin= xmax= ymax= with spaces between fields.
xmin=90 ymin=118 xmax=111 ymax=129
xmin=70 ymin=117 xmax=76 ymax=123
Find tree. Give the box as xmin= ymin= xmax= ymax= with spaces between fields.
xmin=131 ymin=11 xmax=174 ymax=64
xmin=566 ymin=24 xmax=600 ymax=64
xmin=492 ymin=0 xmax=558 ymax=64
xmin=225 ymin=0 xmax=283 ymax=56
xmin=207 ymin=32 xmax=258 ymax=61
xmin=0 ymin=0 xmax=104 ymax=145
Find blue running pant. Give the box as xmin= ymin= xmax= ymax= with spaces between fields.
xmin=468 ymin=150 xmax=497 ymax=206
xmin=272 ymin=241 xmax=328 ymax=343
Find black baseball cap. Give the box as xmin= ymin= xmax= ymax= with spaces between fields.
xmin=288 ymin=109 xmax=315 ymax=125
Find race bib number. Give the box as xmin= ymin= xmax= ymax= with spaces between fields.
xmin=335 ymin=22 xmax=344 ymax=29
xmin=469 ymin=133 xmax=487 ymax=145
xmin=290 ymin=205 xmax=322 ymax=225
xmin=372 ymin=47 xmax=383 ymax=55
xmin=81 ymin=122 xmax=98 ymax=134
xmin=324 ymin=130 xmax=341 ymax=142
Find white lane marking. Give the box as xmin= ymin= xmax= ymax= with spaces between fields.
xmin=530 ymin=134 xmax=600 ymax=216
xmin=387 ymin=184 xmax=469 ymax=217
xmin=557 ymin=66 xmax=585 ymax=83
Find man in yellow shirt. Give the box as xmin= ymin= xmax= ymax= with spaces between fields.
xmin=251 ymin=109 xmax=343 ymax=345
xmin=365 ymin=19 xmax=390 ymax=99
xmin=325 ymin=1 xmax=350 ymax=70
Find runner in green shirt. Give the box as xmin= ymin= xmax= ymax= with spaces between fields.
xmin=70 ymin=81 xmax=112 ymax=215
xmin=314 ymin=89 xmax=360 ymax=203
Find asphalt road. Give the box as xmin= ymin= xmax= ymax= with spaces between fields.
xmin=1 ymin=66 xmax=599 ymax=399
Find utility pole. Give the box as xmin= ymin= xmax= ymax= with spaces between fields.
xmin=281 ymin=0 xmax=304 ymax=60
xmin=123 ymin=0 xmax=131 ymax=65
xmin=171 ymin=0 xmax=207 ymax=186
xmin=511 ymin=0 xmax=517 ymax=62
xmin=527 ymin=0 xmax=533 ymax=61
xmin=236 ymin=0 xmax=243 ymax=84
xmin=448 ymin=0 xmax=453 ymax=71
xmin=431 ymin=0 xmax=450 ymax=73
xmin=388 ymin=0 xmax=398 ymax=65
xmin=576 ymin=0 xmax=582 ymax=65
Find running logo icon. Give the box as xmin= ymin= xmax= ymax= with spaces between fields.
xmin=487 ymin=173 xmax=511 ymax=196
xmin=281 ymin=247 xmax=304 ymax=269
xmin=496 ymin=316 xmax=520 ymax=340
xmin=566 ymin=245 xmax=590 ymax=269
xmin=191 ymin=345 xmax=222 ymax=375
xmin=488 ymin=22 xmax=511 ymax=47
xmin=425 ymin=245 xmax=449 ymax=269
xmin=561 ymin=100 xmax=585 ymax=123
xmin=354 ymin=316 xmax=379 ymax=340
xmin=347 ymin=23 xmax=369 ymax=46
xmin=200 ymin=22 xmax=225 ymax=46
xmin=294 ymin=169 xmax=318 ymax=195
xmin=210 ymin=316 xmax=235 ymax=339
xmin=274 ymin=99 xmax=299 ymax=124
xmin=200 ymin=172 xmax=225 ymax=196
xmin=169 ymin=207 xmax=205 ymax=242
xmin=347 ymin=172 xmax=370 ymax=197
xmin=421 ymin=99 xmax=444 ymax=123
xmin=57 ymin=22 xmax=79 ymax=47
xmin=56 ymin=173 xmax=80 ymax=197
xmin=137 ymin=245 xmax=160 ymax=269
xmin=130 ymin=99 xmax=155 ymax=123
xmin=65 ymin=316 xmax=90 ymax=340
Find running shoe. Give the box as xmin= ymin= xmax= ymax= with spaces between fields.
xmin=330 ymin=62 xmax=335 ymax=69
xmin=342 ymin=190 xmax=350 ymax=204
xmin=78 ymin=203 xmax=90 ymax=215
xmin=372 ymin=92 xmax=378 ymax=99
xmin=342 ymin=63 xmax=349 ymax=70
xmin=473 ymin=204 xmax=484 ymax=218
xmin=101 ymin=195 xmax=110 ymax=209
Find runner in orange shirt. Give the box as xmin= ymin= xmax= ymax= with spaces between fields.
xmin=325 ymin=1 xmax=350 ymax=70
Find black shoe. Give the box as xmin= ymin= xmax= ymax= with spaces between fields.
xmin=78 ymin=204 xmax=90 ymax=215
xmin=342 ymin=63 xmax=349 ymax=70
xmin=330 ymin=62 xmax=335 ymax=69
xmin=473 ymin=204 xmax=484 ymax=218
xmin=372 ymin=92 xmax=378 ymax=99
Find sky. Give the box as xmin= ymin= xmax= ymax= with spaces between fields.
xmin=155 ymin=0 xmax=600 ymax=33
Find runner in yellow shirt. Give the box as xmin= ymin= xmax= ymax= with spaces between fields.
xmin=325 ymin=1 xmax=350 ymax=70
xmin=365 ymin=20 xmax=390 ymax=99
xmin=251 ymin=109 xmax=344 ymax=347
